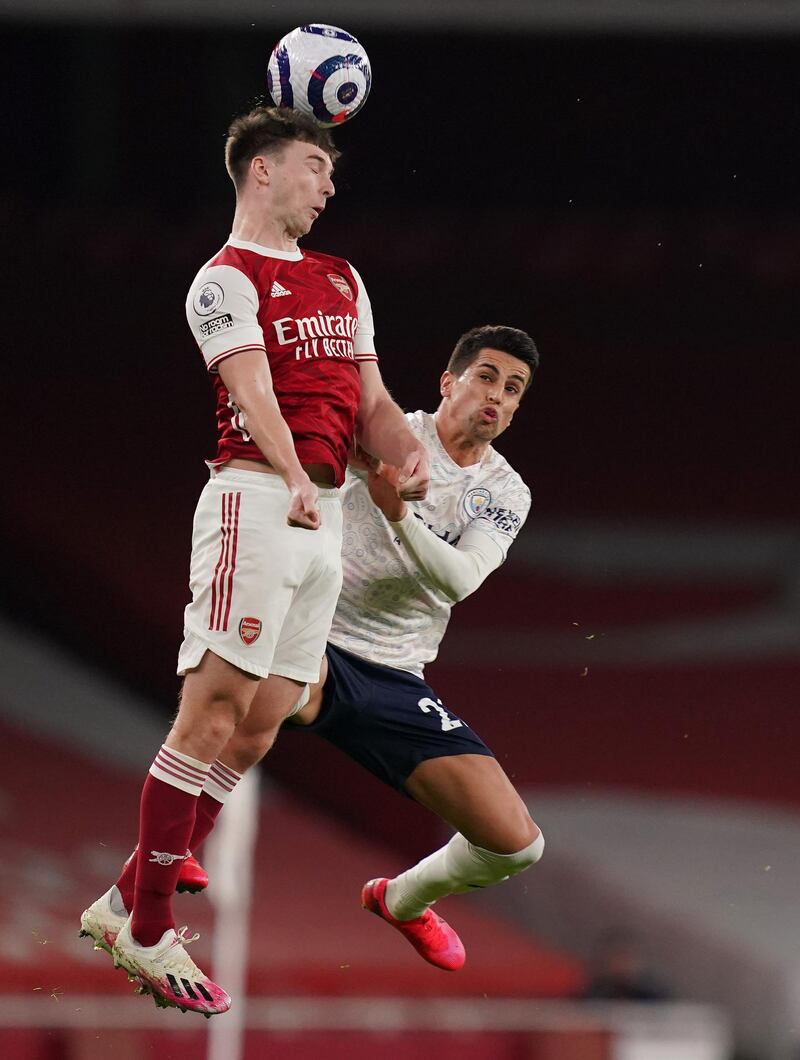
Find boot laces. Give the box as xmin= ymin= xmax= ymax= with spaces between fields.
xmin=174 ymin=926 xmax=200 ymax=946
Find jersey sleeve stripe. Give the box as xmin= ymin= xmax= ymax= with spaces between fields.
xmin=206 ymin=344 xmax=267 ymax=372
xmin=354 ymin=353 xmax=379 ymax=362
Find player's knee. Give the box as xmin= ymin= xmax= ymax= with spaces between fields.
xmin=506 ymin=809 xmax=541 ymax=854
xmin=227 ymin=730 xmax=276 ymax=772
xmin=511 ymin=829 xmax=545 ymax=872
xmin=475 ymin=830 xmax=544 ymax=883
xmin=485 ymin=806 xmax=540 ymax=856
xmin=175 ymin=689 xmax=250 ymax=749
xmin=208 ymin=686 xmax=253 ymax=728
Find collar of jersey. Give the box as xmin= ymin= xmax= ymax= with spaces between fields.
xmin=426 ymin=411 xmax=491 ymax=474
xmin=227 ymin=236 xmax=303 ymax=261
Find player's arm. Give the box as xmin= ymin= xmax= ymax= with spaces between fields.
xmin=347 ymin=262 xmax=429 ymax=500
xmin=371 ymin=463 xmax=531 ymax=602
xmin=366 ymin=465 xmax=501 ymax=602
xmin=217 ymin=351 xmax=319 ymax=529
xmin=187 ymin=264 xmax=318 ymax=529
xmin=355 ymin=361 xmax=430 ymax=500
xmin=394 ymin=514 xmax=503 ymax=602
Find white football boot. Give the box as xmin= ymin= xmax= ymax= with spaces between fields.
xmin=112 ymin=916 xmax=231 ymax=1017
xmin=79 ymin=886 xmax=128 ymax=957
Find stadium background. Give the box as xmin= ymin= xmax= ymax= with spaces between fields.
xmin=1 ymin=2 xmax=798 ymax=1058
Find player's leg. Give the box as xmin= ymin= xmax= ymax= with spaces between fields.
xmin=172 ymin=670 xmax=313 ymax=887
xmin=107 ymin=661 xmax=275 ymax=1017
xmin=382 ymin=753 xmax=543 ymax=920
xmin=80 ymin=650 xmax=257 ymax=1014
xmin=165 ymin=669 xmax=319 ymax=894
xmin=149 ymin=667 xmax=322 ymax=898
xmin=84 ymin=650 xmax=259 ymax=921
xmin=180 ymin=486 xmax=342 ymax=878
xmin=112 ymin=687 xmax=249 ymax=908
xmin=110 ymin=666 xmax=304 ymax=1015
xmin=349 ymin=672 xmax=543 ymax=968
xmin=113 ymin=642 xmax=330 ymax=909
xmin=212 ymin=671 xmax=309 ymax=770
xmin=82 ymin=470 xmax=307 ymax=1013
xmin=108 ymin=670 xmax=311 ymax=914
xmin=407 ymin=751 xmax=538 ymax=851
xmin=127 ymin=654 xmax=257 ymax=923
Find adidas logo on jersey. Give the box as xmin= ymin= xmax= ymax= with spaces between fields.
xmin=270 ymin=281 xmax=292 ymax=298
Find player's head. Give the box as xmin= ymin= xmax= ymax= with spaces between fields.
xmin=225 ymin=105 xmax=339 ymax=237
xmin=439 ymin=325 xmax=539 ymax=444
xmin=225 ymin=105 xmax=339 ymax=186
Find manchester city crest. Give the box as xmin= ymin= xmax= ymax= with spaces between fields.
xmin=464 ymin=487 xmax=491 ymax=517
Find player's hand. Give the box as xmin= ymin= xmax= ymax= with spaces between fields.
xmin=367 ymin=461 xmax=407 ymax=522
xmin=287 ymin=475 xmax=320 ymax=530
xmin=396 ymin=445 xmax=430 ymax=501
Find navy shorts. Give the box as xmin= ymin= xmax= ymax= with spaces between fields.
xmin=297 ymin=642 xmax=494 ymax=794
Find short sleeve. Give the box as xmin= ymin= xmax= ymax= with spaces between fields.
xmin=186 ymin=264 xmax=266 ymax=373
xmin=469 ymin=475 xmax=532 ymax=559
xmin=347 ymin=263 xmax=378 ymax=363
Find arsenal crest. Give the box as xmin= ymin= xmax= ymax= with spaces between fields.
xmin=327 ymin=273 xmax=353 ymax=300
xmin=239 ymin=616 xmax=262 ymax=645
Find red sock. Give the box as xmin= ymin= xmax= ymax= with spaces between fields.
xmin=190 ymin=790 xmax=224 ymax=851
xmin=115 ymin=849 xmax=138 ymax=913
xmin=115 ymin=790 xmax=225 ymax=911
xmin=129 ymin=746 xmax=211 ymax=946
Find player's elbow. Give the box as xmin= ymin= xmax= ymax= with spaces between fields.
xmin=444 ymin=558 xmax=489 ymax=603
xmin=438 ymin=572 xmax=482 ymax=604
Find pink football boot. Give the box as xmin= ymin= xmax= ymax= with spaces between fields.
xmin=361 ymin=877 xmax=466 ymax=971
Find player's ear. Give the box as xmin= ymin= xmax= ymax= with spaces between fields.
xmin=440 ymin=370 xmax=453 ymax=398
xmin=251 ymin=154 xmax=272 ymax=186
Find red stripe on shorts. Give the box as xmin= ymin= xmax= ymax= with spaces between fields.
xmin=209 ymin=492 xmax=241 ymax=631
xmin=208 ymin=494 xmax=228 ymax=630
xmin=221 ymin=492 xmax=242 ymax=633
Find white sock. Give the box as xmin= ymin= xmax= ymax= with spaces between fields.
xmin=385 ymin=831 xmax=545 ymax=920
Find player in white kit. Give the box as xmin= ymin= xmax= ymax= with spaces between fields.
xmin=304 ymin=325 xmax=544 ymax=968
xmin=173 ymin=325 xmax=545 ymax=970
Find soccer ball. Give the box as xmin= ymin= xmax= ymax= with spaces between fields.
xmin=267 ymin=24 xmax=372 ymax=127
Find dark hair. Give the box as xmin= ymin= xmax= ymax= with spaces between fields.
xmin=447 ymin=325 xmax=539 ymax=387
xmin=225 ymin=104 xmax=340 ymax=187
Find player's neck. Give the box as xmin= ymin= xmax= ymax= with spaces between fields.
xmin=230 ymin=207 xmax=299 ymax=253
xmin=434 ymin=411 xmax=487 ymax=468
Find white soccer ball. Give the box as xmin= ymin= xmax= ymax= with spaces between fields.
xmin=267 ymin=24 xmax=372 ymax=127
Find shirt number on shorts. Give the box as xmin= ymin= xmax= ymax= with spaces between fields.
xmin=418 ymin=697 xmax=463 ymax=732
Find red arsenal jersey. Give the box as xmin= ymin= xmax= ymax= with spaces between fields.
xmin=186 ymin=236 xmax=378 ymax=486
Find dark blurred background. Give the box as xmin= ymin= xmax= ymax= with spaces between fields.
xmin=2 ymin=4 xmax=799 ymax=1058
xmin=4 ymin=16 xmax=798 ymax=683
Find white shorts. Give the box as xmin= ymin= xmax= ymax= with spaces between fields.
xmin=177 ymin=467 xmax=343 ymax=683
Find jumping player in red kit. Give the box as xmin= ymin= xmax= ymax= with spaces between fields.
xmin=79 ymin=105 xmax=429 ymax=1016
